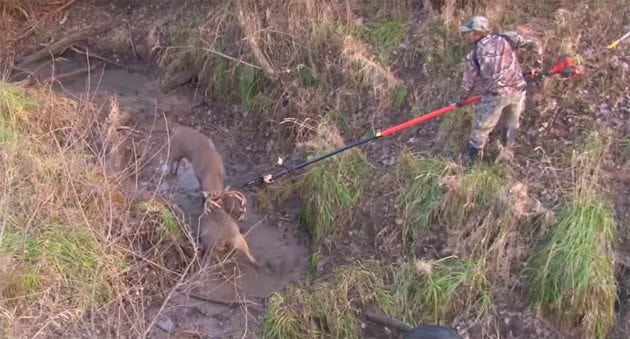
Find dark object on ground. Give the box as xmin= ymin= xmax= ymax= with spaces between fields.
xmin=404 ymin=325 xmax=462 ymax=339
xmin=364 ymin=311 xmax=462 ymax=339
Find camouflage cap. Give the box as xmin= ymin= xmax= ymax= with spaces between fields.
xmin=459 ymin=16 xmax=490 ymax=33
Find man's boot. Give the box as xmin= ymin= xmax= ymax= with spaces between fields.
xmin=504 ymin=127 xmax=517 ymax=149
xmin=496 ymin=128 xmax=517 ymax=163
xmin=466 ymin=144 xmax=481 ymax=165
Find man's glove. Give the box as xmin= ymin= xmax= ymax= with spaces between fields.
xmin=455 ymin=97 xmax=468 ymax=107
xmin=532 ymin=57 xmax=543 ymax=72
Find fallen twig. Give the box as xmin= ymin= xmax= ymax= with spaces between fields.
xmin=235 ymin=0 xmax=277 ymax=79
xmin=188 ymin=293 xmax=261 ymax=308
xmin=170 ymin=329 xmax=203 ymax=338
xmin=45 ymin=65 xmax=97 ymax=84
xmin=9 ymin=65 xmax=37 ymax=85
xmin=70 ymin=46 xmax=128 ymax=70
xmin=16 ymin=25 xmax=111 ymax=68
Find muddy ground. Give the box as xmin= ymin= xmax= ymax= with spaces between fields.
xmin=4 ymin=0 xmax=630 ymax=338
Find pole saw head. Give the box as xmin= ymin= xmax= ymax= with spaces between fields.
xmin=525 ymin=55 xmax=585 ymax=80
xmin=547 ymin=55 xmax=585 ymax=78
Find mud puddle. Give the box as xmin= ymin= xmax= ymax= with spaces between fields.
xmin=42 ymin=59 xmax=310 ymax=338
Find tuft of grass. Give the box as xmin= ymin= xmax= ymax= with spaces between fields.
xmin=237 ymin=65 xmax=262 ymax=109
xmin=526 ymin=130 xmax=617 ymax=338
xmin=525 ymin=194 xmax=617 ymax=338
xmin=620 ymin=137 xmax=630 ymax=160
xmin=255 ymin=176 xmax=300 ymax=214
xmin=437 ymin=164 xmax=508 ymax=228
xmin=392 ymin=257 xmax=492 ymax=324
xmin=135 ymin=198 xmax=184 ymax=241
xmin=262 ymin=285 xmax=303 ymax=339
xmin=297 ymin=118 xmax=372 ymax=244
xmin=396 ymin=151 xmax=454 ymax=249
xmin=366 ymin=18 xmax=407 ymax=64
xmin=38 ymin=221 xmax=125 ymax=307
xmin=0 ymin=82 xmax=38 ymax=123
xmin=298 ymin=66 xmax=317 ymax=87
xmin=308 ymin=248 xmax=321 ymax=278
xmin=392 ymin=84 xmax=408 ymax=107
xmin=254 ymin=116 xmax=372 ymax=246
xmin=434 ymin=164 xmax=538 ymax=280
xmin=261 ymin=262 xmax=392 ymax=339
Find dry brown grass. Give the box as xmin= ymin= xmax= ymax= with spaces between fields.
xmin=262 ymin=261 xmax=393 ymax=339
xmin=0 ymin=0 xmax=78 ymax=52
xmin=154 ymin=0 xmax=412 ymax=143
xmin=436 ymin=165 xmax=548 ymax=282
xmin=0 ymin=80 xmax=202 ymax=337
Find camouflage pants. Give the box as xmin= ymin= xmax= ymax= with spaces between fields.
xmin=469 ymin=90 xmax=526 ymax=149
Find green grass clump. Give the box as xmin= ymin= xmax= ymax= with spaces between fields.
xmin=525 ymin=195 xmax=617 ymax=338
xmin=396 ymin=151 xmax=454 ymax=248
xmin=261 ymin=262 xmax=392 ymax=339
xmin=366 ymin=18 xmax=407 ymax=64
xmin=437 ymin=164 xmax=508 ymax=228
xmin=434 ymin=164 xmax=537 ymax=280
xmin=135 ymin=198 xmax=184 ymax=241
xmin=38 ymin=221 xmax=125 ymax=306
xmin=298 ymin=66 xmax=317 ymax=87
xmin=298 ymin=118 xmax=372 ymax=244
xmin=392 ymin=85 xmax=408 ymax=107
xmin=237 ymin=65 xmax=262 ymax=109
xmin=392 ymin=257 xmax=491 ymax=324
xmin=0 ymin=82 xmax=38 ymax=122
xmin=620 ymin=137 xmax=630 ymax=160
xmin=526 ymin=130 xmax=617 ymax=338
xmin=262 ymin=285 xmax=303 ymax=339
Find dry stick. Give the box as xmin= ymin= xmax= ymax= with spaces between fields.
xmin=127 ymin=23 xmax=139 ymax=60
xmin=16 ymin=25 xmax=111 ymax=68
xmin=44 ymin=65 xmax=97 ymax=84
xmin=364 ymin=311 xmax=413 ymax=333
xmin=235 ymin=0 xmax=277 ymax=79
xmin=70 ymin=46 xmax=128 ymax=70
xmin=187 ymin=293 xmax=260 ymax=308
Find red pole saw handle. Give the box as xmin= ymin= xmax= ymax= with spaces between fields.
xmin=379 ymin=95 xmax=482 ymax=137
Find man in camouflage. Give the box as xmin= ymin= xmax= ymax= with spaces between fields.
xmin=455 ymin=16 xmax=543 ymax=163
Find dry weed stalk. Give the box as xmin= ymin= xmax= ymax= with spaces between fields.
xmin=235 ymin=0 xmax=278 ymax=79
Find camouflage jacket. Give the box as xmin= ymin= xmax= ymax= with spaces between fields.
xmin=459 ymin=31 xmax=543 ymax=98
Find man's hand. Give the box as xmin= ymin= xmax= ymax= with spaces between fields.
xmin=455 ymin=98 xmax=468 ymax=107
